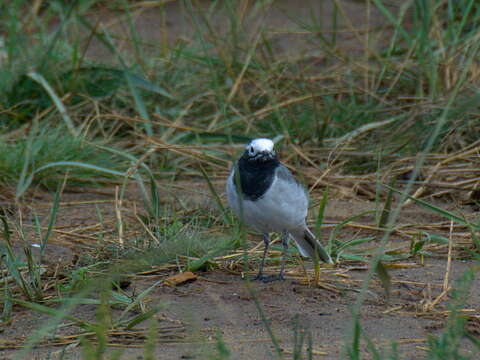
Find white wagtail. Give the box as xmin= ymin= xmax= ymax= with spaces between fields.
xmin=227 ymin=138 xmax=333 ymax=282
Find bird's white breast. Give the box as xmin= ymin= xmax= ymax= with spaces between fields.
xmin=227 ymin=170 xmax=308 ymax=233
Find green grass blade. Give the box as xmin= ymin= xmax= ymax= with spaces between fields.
xmin=117 ymin=279 xmax=163 ymax=323
xmin=199 ymin=163 xmax=230 ymax=225
xmin=378 ymin=177 xmax=396 ymax=229
xmin=375 ymin=260 xmax=391 ymax=299
xmin=34 ymin=161 xmax=126 ymax=178
xmin=40 ymin=182 xmax=62 ymax=260
xmin=124 ymin=307 xmax=160 ymax=330
xmin=340 ymin=253 xmax=369 ymax=262
xmin=77 ymin=16 xmax=154 ymax=136
xmin=0 ymin=216 xmax=34 ymax=299
xmin=15 ymin=119 xmax=37 ymax=199
xmin=125 ymin=71 xmax=174 ymax=100
xmin=245 ymin=282 xmax=284 ymax=358
xmin=336 ymin=237 xmax=377 ymax=252
xmin=144 ymin=318 xmax=159 ymax=360
xmin=328 ymin=210 xmax=376 ymax=253
xmin=185 ymin=244 xmax=231 ymax=272
xmin=2 ymin=280 xmax=13 ymax=323
xmin=385 ymin=184 xmax=479 ymax=230
xmin=27 ymin=72 xmax=78 ymax=137
xmin=346 ymin=313 xmax=361 ymax=360
xmin=371 ymin=0 xmax=412 ymax=43
xmin=13 ymin=298 xmax=92 ymax=330
xmin=315 ymin=187 xmax=329 ymax=235
xmin=148 ymin=172 xmax=161 ymax=220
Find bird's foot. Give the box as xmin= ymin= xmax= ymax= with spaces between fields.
xmin=253 ymin=272 xmax=285 ymax=282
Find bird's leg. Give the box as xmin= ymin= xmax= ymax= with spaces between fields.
xmin=254 ymin=232 xmax=288 ymax=282
xmin=254 ymin=233 xmax=270 ymax=280
xmin=277 ymin=230 xmax=289 ymax=280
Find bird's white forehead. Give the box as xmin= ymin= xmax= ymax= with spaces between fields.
xmin=248 ymin=138 xmax=274 ymax=152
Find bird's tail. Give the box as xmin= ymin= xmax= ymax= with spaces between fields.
xmin=290 ymin=227 xmax=333 ymax=264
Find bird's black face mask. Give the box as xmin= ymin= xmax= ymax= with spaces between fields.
xmin=242 ymin=143 xmax=277 ymax=164
xmin=246 ymin=150 xmax=276 ymax=163
xmin=235 ymin=138 xmax=280 ymax=201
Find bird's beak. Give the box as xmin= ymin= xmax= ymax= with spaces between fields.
xmin=257 ymin=151 xmax=274 ymax=162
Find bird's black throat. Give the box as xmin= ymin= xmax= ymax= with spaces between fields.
xmin=235 ymin=154 xmax=280 ymax=201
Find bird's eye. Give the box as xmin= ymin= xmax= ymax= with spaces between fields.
xmin=248 ymin=146 xmax=255 ymax=155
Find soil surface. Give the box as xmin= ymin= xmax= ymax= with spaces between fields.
xmin=1 ymin=182 xmax=479 ymax=359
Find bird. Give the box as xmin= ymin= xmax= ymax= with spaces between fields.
xmin=226 ymin=138 xmax=333 ymax=282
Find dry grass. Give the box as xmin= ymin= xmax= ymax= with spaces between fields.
xmin=1 ymin=0 xmax=480 ymax=358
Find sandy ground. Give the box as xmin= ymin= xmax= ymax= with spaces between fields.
xmin=81 ymin=0 xmax=401 ymax=63
xmin=1 ymin=182 xmax=479 ymax=359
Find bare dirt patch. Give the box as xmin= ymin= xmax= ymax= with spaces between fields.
xmin=1 ymin=183 xmax=479 ymax=359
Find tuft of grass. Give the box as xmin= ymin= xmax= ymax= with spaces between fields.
xmin=0 ymin=125 xmax=127 ymax=197
xmin=132 ymin=221 xmax=236 ymax=273
xmin=427 ymin=267 xmax=480 ymax=359
xmin=0 ymin=213 xmax=41 ymax=301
